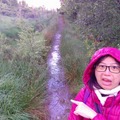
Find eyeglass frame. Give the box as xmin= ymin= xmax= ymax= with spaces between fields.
xmin=95 ymin=64 xmax=120 ymax=74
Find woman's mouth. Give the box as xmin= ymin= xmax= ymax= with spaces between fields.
xmin=102 ymin=79 xmax=112 ymax=86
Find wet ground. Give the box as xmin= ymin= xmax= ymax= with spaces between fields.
xmin=46 ymin=16 xmax=71 ymax=120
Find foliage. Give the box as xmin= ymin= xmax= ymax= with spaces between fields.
xmin=0 ymin=15 xmax=20 ymax=40
xmin=0 ymin=12 xmax=55 ymax=119
xmin=1 ymin=0 xmax=18 ymax=7
xmin=16 ymin=23 xmax=49 ymax=64
xmin=0 ymin=0 xmax=18 ymax=16
xmin=61 ymin=0 xmax=120 ymax=47
xmin=0 ymin=0 xmax=57 ymax=19
xmin=0 ymin=30 xmax=47 ymax=119
xmin=60 ymin=0 xmax=120 ymax=97
xmin=60 ymin=23 xmax=86 ymax=94
xmin=0 ymin=60 xmax=46 ymax=120
xmin=43 ymin=14 xmax=58 ymax=46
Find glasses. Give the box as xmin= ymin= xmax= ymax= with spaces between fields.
xmin=95 ymin=65 xmax=120 ymax=73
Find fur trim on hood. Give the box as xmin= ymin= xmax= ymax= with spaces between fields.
xmin=83 ymin=47 xmax=120 ymax=84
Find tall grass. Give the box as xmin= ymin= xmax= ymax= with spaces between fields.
xmin=0 ymin=12 xmax=57 ymax=119
xmin=60 ymin=22 xmax=92 ymax=95
xmin=0 ymin=59 xmax=44 ymax=120
xmin=0 ymin=38 xmax=47 ymax=119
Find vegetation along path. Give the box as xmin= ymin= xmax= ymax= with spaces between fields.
xmin=46 ymin=15 xmax=71 ymax=120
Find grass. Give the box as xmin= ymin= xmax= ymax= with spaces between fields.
xmin=0 ymin=59 xmax=47 ymax=119
xmin=60 ymin=18 xmax=112 ymax=96
xmin=60 ymin=23 xmax=88 ymax=95
xmin=0 ymin=12 xmax=57 ymax=119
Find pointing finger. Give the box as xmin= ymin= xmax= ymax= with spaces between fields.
xmin=71 ymin=99 xmax=80 ymax=105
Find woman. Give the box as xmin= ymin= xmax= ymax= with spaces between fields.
xmin=68 ymin=47 xmax=120 ymax=120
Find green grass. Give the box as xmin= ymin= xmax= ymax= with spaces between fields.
xmin=0 ymin=13 xmax=53 ymax=119
xmin=0 ymin=59 xmax=46 ymax=119
xmin=60 ymin=22 xmax=90 ymax=94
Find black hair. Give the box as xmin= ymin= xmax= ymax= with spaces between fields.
xmin=87 ymin=55 xmax=120 ymax=90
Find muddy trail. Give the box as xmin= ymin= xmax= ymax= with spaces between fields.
xmin=46 ymin=15 xmax=71 ymax=120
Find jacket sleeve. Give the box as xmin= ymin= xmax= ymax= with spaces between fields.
xmin=93 ymin=114 xmax=106 ymax=120
xmin=68 ymin=88 xmax=85 ymax=120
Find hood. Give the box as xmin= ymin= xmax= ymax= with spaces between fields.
xmin=83 ymin=47 xmax=120 ymax=84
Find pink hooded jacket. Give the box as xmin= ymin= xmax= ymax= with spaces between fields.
xmin=68 ymin=47 xmax=120 ymax=120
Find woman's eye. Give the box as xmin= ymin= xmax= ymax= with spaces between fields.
xmin=112 ymin=66 xmax=116 ymax=69
xmin=112 ymin=66 xmax=119 ymax=69
xmin=99 ymin=65 xmax=105 ymax=68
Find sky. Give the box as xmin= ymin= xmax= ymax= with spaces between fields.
xmin=17 ymin=0 xmax=61 ymax=10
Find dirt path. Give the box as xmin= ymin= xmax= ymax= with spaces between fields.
xmin=46 ymin=15 xmax=71 ymax=120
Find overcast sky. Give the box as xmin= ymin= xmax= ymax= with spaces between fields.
xmin=17 ymin=0 xmax=61 ymax=10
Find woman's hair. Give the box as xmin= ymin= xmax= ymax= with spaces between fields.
xmin=88 ymin=55 xmax=120 ymax=89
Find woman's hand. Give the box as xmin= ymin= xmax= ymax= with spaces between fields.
xmin=71 ymin=99 xmax=97 ymax=119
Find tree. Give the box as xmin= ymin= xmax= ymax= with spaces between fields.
xmin=61 ymin=0 xmax=120 ymax=47
xmin=2 ymin=0 xmax=18 ymax=6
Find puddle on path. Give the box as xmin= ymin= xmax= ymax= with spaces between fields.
xmin=46 ymin=16 xmax=71 ymax=120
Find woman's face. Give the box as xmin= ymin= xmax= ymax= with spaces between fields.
xmin=95 ymin=56 xmax=120 ymax=90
